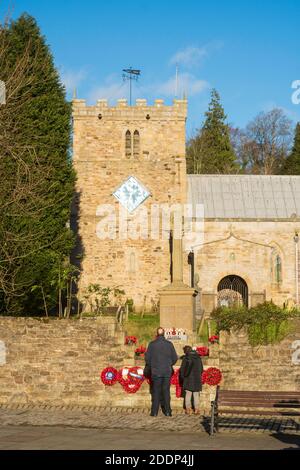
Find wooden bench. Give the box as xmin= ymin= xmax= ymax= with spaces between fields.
xmin=210 ymin=387 xmax=300 ymax=435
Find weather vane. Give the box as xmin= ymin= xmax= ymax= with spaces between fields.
xmin=122 ymin=67 xmax=141 ymax=106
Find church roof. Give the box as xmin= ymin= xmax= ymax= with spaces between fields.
xmin=187 ymin=175 xmax=300 ymax=220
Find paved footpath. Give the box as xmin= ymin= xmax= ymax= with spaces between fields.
xmin=0 ymin=405 xmax=299 ymax=450
xmin=1 ymin=426 xmax=300 ymax=450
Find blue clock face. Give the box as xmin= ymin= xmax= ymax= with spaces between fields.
xmin=113 ymin=176 xmax=150 ymax=213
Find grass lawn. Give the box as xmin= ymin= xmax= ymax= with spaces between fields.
xmin=124 ymin=313 xmax=160 ymax=346
xmin=123 ymin=314 xmax=218 ymax=347
xmin=196 ymin=319 xmax=218 ymax=344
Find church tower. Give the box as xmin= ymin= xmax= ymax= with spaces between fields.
xmin=72 ymin=98 xmax=188 ymax=311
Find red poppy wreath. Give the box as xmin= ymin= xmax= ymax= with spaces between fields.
xmin=100 ymin=367 xmax=119 ymax=386
xmin=118 ymin=367 xmax=143 ymax=394
xmin=202 ymin=367 xmax=222 ymax=386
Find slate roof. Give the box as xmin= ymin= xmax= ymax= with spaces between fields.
xmin=187 ymin=175 xmax=300 ymax=220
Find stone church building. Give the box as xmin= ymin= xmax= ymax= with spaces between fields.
xmin=72 ymin=97 xmax=300 ymax=316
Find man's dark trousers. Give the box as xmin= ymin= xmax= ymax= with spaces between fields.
xmin=151 ymin=376 xmax=171 ymax=415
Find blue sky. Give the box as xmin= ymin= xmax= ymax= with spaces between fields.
xmin=3 ymin=0 xmax=300 ymax=135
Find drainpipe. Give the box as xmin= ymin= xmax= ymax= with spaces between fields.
xmin=294 ymin=233 xmax=299 ymax=306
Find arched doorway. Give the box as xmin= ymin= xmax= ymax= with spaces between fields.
xmin=217 ymin=275 xmax=248 ymax=308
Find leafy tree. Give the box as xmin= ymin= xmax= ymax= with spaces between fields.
xmin=244 ymin=109 xmax=292 ymax=174
xmin=187 ymin=89 xmax=239 ymax=174
xmin=283 ymin=123 xmax=300 ymax=175
xmin=230 ymin=127 xmax=253 ymax=173
xmin=0 ymin=14 xmax=75 ymax=315
xmin=82 ymin=284 xmax=126 ymax=315
xmin=230 ymin=110 xmax=294 ymax=175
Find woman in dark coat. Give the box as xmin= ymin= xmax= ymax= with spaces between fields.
xmin=179 ymin=345 xmax=203 ymax=415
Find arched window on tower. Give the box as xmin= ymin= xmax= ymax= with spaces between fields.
xmin=133 ymin=130 xmax=140 ymax=158
xmin=129 ymin=252 xmax=136 ymax=273
xmin=271 ymin=246 xmax=283 ymax=285
xmin=275 ymin=255 xmax=282 ymax=284
xmin=125 ymin=130 xmax=131 ymax=157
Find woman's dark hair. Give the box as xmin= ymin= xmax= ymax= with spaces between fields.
xmin=183 ymin=345 xmax=192 ymax=354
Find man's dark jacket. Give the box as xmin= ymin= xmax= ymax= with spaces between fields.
xmin=145 ymin=336 xmax=178 ymax=377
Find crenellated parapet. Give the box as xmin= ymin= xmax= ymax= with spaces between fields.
xmin=72 ymin=98 xmax=188 ymax=121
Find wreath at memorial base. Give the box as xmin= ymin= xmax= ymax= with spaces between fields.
xmin=170 ymin=369 xmax=180 ymax=386
xmin=175 ymin=384 xmax=183 ymax=398
xmin=125 ymin=336 xmax=138 ymax=345
xmin=209 ymin=335 xmax=219 ymax=344
xmin=100 ymin=367 xmax=119 ymax=386
xmin=117 ymin=367 xmax=130 ymax=387
xmin=122 ymin=381 xmax=142 ymax=394
xmin=118 ymin=367 xmax=144 ymax=394
xmin=128 ymin=366 xmax=145 ymax=385
xmin=100 ymin=365 xmax=224 ymax=395
xmin=196 ymin=346 xmax=210 ymax=357
xmin=135 ymin=346 xmax=147 ymax=357
xmin=202 ymin=367 xmax=222 ymax=386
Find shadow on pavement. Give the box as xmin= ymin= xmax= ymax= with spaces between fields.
xmin=271 ymin=434 xmax=300 ymax=450
xmin=201 ymin=416 xmax=210 ymax=434
xmin=201 ymin=416 xmax=300 ymax=436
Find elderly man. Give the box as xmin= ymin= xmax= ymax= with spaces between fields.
xmin=145 ymin=327 xmax=178 ymax=417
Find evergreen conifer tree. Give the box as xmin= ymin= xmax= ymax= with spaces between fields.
xmin=283 ymin=123 xmax=300 ymax=175
xmin=187 ymin=89 xmax=239 ymax=174
xmin=0 ymin=14 xmax=75 ymax=314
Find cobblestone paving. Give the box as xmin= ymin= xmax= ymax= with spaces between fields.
xmin=0 ymin=404 xmax=299 ymax=434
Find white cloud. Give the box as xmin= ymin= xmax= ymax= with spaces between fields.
xmin=169 ymin=41 xmax=223 ymax=69
xmin=170 ymin=46 xmax=208 ymax=68
xmin=88 ymin=73 xmax=131 ymax=103
xmin=156 ymin=73 xmax=209 ymax=98
xmin=88 ymin=81 xmax=128 ymax=103
xmin=60 ymin=68 xmax=87 ymax=93
xmin=87 ymin=72 xmax=208 ymax=104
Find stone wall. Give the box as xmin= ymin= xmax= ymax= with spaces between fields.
xmin=0 ymin=317 xmax=130 ymax=407
xmin=218 ymin=322 xmax=300 ymax=391
xmin=0 ymin=317 xmax=215 ymax=412
xmin=0 ymin=318 xmax=298 ymax=414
